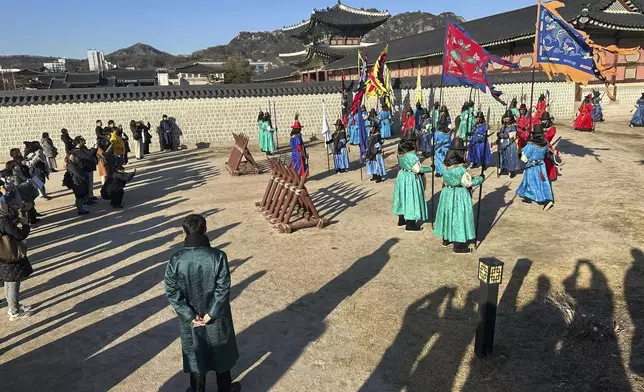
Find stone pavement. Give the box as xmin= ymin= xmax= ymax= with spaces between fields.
xmin=0 ymin=121 xmax=643 ymax=391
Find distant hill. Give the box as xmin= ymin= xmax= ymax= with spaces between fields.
xmin=0 ymin=11 xmax=464 ymax=70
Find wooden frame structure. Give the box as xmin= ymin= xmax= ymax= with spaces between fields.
xmin=225 ymin=132 xmax=260 ymax=176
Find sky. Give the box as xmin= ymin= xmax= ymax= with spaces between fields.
xmin=1 ymin=0 xmax=538 ymax=58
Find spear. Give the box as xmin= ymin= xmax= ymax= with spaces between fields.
xmin=273 ymin=101 xmax=279 ymax=150
xmin=475 ymin=106 xmax=491 ymax=249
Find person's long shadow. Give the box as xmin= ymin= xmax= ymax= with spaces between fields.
xmin=310 ymin=181 xmax=374 ymax=222
xmin=472 ymin=183 xmax=513 ymax=247
xmin=0 ymin=269 xmax=265 ymax=391
xmin=625 ymin=248 xmax=644 ymax=375
xmin=160 ymin=238 xmax=400 ymax=392
xmin=557 ymin=139 xmax=609 ymax=162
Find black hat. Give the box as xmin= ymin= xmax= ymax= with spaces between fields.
xmin=476 ymin=111 xmax=485 ymax=120
xmin=532 ymin=123 xmax=546 ymax=134
xmin=502 ymin=110 xmax=515 ymax=120
xmin=449 ymin=137 xmax=467 ymax=151
xmin=434 ymin=101 xmax=440 ymax=108
xmin=334 ymin=119 xmax=344 ymax=128
xmin=540 ymin=111 xmax=552 ymax=121
xmin=397 ymin=137 xmax=417 ymax=155
xmin=519 ymin=103 xmax=527 ymax=110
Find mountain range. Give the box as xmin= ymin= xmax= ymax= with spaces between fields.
xmin=0 ymin=11 xmax=464 ymax=72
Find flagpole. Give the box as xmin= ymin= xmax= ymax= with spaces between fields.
xmin=475 ymin=106 xmax=492 ymax=249
xmin=530 ymin=0 xmax=542 ymax=125
xmin=273 ymin=101 xmax=279 ymax=151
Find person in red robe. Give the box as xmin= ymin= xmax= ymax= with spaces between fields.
xmin=402 ymin=107 xmax=416 ymax=137
xmin=573 ymin=94 xmax=594 ymax=132
xmin=540 ymin=112 xmax=560 ymax=181
xmin=534 ymin=93 xmax=547 ymax=125
xmin=516 ymin=103 xmax=531 ymax=150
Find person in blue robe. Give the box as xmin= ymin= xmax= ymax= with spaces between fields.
xmin=325 ymin=119 xmax=350 ymax=173
xmin=378 ymin=106 xmax=392 ymax=139
xmin=468 ymin=111 xmax=492 ymax=169
xmin=591 ymin=89 xmax=604 ymax=122
xmin=497 ymin=110 xmax=521 ymax=177
xmin=433 ymin=108 xmax=452 ymax=177
xmin=516 ymin=124 xmax=554 ymax=210
xmin=349 ymin=110 xmax=361 ymax=145
xmin=289 ymin=117 xmax=308 ymax=176
xmin=630 ymin=93 xmax=644 ymax=127
xmin=366 ymin=123 xmax=386 ymax=183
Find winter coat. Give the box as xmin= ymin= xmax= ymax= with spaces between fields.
xmin=97 ymin=148 xmax=115 ymax=178
xmin=61 ymin=134 xmax=75 ymax=155
xmin=106 ymin=171 xmax=134 ymax=194
xmin=73 ymin=147 xmax=97 ymax=173
xmin=41 ymin=137 xmax=58 ymax=159
xmin=164 ymin=234 xmax=239 ymax=374
xmin=110 ymin=132 xmax=126 ymax=155
xmin=65 ymin=161 xmax=88 ymax=198
xmin=0 ymin=200 xmax=32 ymax=282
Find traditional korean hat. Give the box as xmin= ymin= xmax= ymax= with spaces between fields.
xmin=397 ymin=137 xmax=417 ymax=155
xmin=476 ymin=111 xmax=485 ymax=120
xmin=291 ymin=113 xmax=303 ymax=129
xmin=449 ymin=137 xmax=467 ymax=151
xmin=502 ymin=110 xmax=515 ymax=122
xmin=530 ymin=124 xmax=547 ymax=146
xmin=540 ymin=112 xmax=552 ymax=121
xmin=334 ymin=119 xmax=344 ymax=128
xmin=538 ymin=93 xmax=546 ymax=101
xmin=519 ymin=103 xmax=527 ymax=110
xmin=532 ymin=123 xmax=546 ymax=134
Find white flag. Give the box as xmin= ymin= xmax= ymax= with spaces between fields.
xmin=321 ymin=101 xmax=331 ymax=152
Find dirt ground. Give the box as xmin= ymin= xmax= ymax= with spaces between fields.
xmin=0 ymin=119 xmax=643 ymax=392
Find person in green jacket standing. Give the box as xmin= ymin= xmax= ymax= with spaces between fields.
xmin=392 ymin=138 xmax=433 ymax=232
xmin=434 ymin=138 xmax=485 ymax=254
xmin=165 ymin=214 xmax=241 ymax=392
xmin=257 ymin=111 xmax=265 ymax=152
xmin=456 ymin=102 xmax=475 ymax=141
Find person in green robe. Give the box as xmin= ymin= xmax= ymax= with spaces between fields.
xmin=456 ymin=102 xmax=474 ymax=141
xmin=262 ymin=112 xmax=277 ymax=154
xmin=165 ymin=214 xmax=241 ymax=392
xmin=434 ymin=138 xmax=486 ymax=254
xmin=392 ymin=137 xmax=433 ymax=232
xmin=257 ymin=111 xmax=265 ymax=152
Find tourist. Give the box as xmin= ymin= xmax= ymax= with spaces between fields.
xmin=498 ymin=110 xmax=521 ymax=178
xmin=60 ymin=128 xmax=75 ymax=158
xmin=5 ymin=155 xmax=39 ymax=224
xmin=540 ymin=112 xmax=559 ymax=181
xmin=418 ymin=109 xmax=433 ymax=158
xmin=164 ymin=214 xmax=241 ymax=392
xmin=104 ymin=120 xmax=117 ymax=141
xmin=392 ymin=137 xmax=433 ymax=232
xmin=101 ymin=165 xmax=136 ymax=209
xmin=41 ymin=132 xmax=58 ymax=172
xmin=97 ymin=138 xmax=114 ymax=185
xmin=257 ymin=111 xmax=265 ymax=151
xmin=262 ymin=112 xmax=276 ymax=155
xmin=171 ymin=118 xmax=182 ymax=150
xmin=631 ymin=93 xmax=644 ymax=127
xmin=0 ymin=189 xmax=33 ymax=321
xmin=434 ymin=138 xmax=485 ymax=254
xmin=591 ymin=89 xmax=604 ymax=122
xmin=142 ymin=122 xmax=153 ymax=155
xmin=433 ymin=106 xmax=452 ymax=177
xmin=467 ymin=112 xmax=492 ymax=169
xmin=95 ymin=120 xmax=105 ymax=143
xmin=366 ymin=122 xmax=386 ymax=183
xmin=289 ymin=115 xmax=308 ymax=177
xmin=24 ymin=141 xmax=51 ymax=200
xmin=72 ymin=136 xmax=98 ymax=204
xmin=119 ymin=125 xmax=131 ymax=164
xmin=517 ymin=124 xmax=554 ymax=211
xmin=130 ymin=120 xmax=144 ymax=160
xmin=515 ymin=103 xmax=531 ymax=151
xmin=325 ymin=119 xmax=350 ymax=173
xmin=378 ymin=104 xmax=392 ymax=139
xmin=159 ymin=114 xmax=174 ymax=152
xmin=573 ymin=94 xmax=594 ymax=132
xmin=63 ymin=154 xmax=90 ymax=215
xmin=109 ymin=128 xmax=126 ymax=167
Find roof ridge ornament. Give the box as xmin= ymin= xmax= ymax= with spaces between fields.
xmin=336 ymin=3 xmax=390 ymax=16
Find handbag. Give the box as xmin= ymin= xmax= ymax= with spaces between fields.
xmin=0 ymin=235 xmax=27 ymax=263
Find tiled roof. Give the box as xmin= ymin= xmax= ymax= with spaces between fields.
xmin=252 ymin=65 xmax=300 ymax=82
xmin=64 ymin=72 xmax=101 ymax=85
xmin=325 ymin=0 xmax=644 ymax=71
xmin=103 ymin=69 xmax=158 ymax=81
xmin=175 ymin=63 xmax=225 ymax=74
xmin=0 ymin=82 xmax=342 ymax=107
xmin=289 ymin=44 xmax=358 ymax=68
xmin=48 ymin=79 xmax=68 ymax=89
xmin=282 ymin=2 xmax=390 ymax=37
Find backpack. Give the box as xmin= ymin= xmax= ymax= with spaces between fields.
xmin=62 ymin=171 xmax=74 ymax=189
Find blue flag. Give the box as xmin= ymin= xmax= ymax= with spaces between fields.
xmin=358 ymin=112 xmax=369 ymax=164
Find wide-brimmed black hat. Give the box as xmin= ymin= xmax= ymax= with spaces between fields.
xmin=476 ymin=111 xmax=485 ymax=119
xmin=532 ymin=123 xmax=546 ymax=134
xmin=397 ymin=137 xmax=417 ymax=154
xmin=519 ymin=103 xmax=527 ymax=110
xmin=334 ymin=119 xmax=344 ymax=127
xmin=449 ymin=137 xmax=467 ymax=151
xmin=540 ymin=112 xmax=552 ymax=121
xmin=502 ymin=110 xmax=515 ymax=121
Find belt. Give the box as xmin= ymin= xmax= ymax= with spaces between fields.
xmin=525 ymin=159 xmax=543 ymax=168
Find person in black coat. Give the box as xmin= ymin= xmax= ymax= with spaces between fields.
xmin=101 ymin=165 xmax=136 ymax=208
xmin=72 ymin=136 xmax=98 ymax=204
xmin=0 ymin=184 xmax=32 ymax=321
xmin=64 ymin=155 xmax=90 ymax=215
xmin=61 ymin=129 xmax=75 ymax=158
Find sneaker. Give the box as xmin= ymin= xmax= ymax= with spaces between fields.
xmin=7 ymin=305 xmax=31 ymax=315
xmin=8 ymin=309 xmax=32 ymax=321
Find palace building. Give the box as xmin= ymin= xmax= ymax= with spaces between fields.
xmin=257 ymin=1 xmax=390 ymax=83
xmin=255 ymin=0 xmax=644 ymax=92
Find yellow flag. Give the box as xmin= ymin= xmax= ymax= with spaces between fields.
xmin=415 ymin=66 xmax=422 ymax=104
